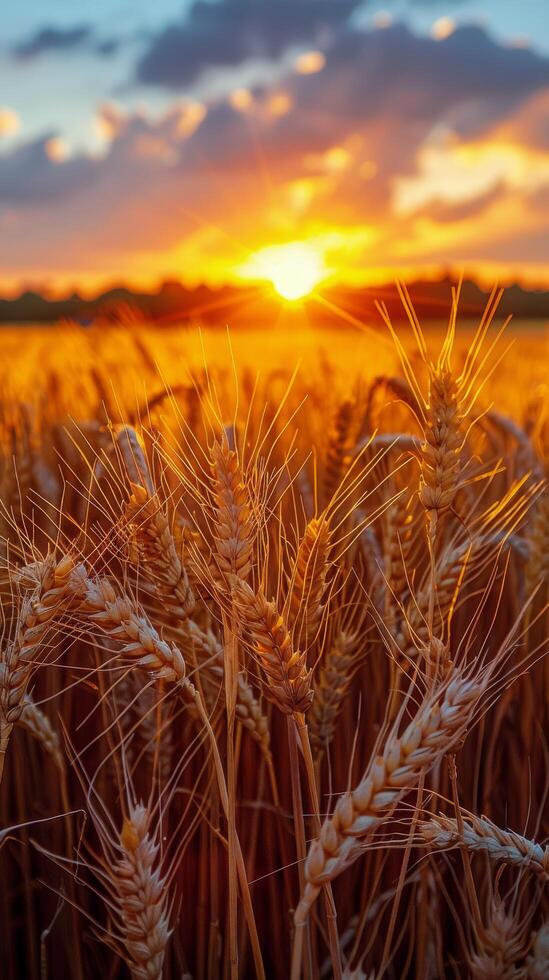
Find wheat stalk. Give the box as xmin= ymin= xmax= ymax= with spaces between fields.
xmin=179 ymin=618 xmax=272 ymax=763
xmin=525 ymin=488 xmax=549 ymax=596
xmin=341 ymin=969 xmax=374 ymax=980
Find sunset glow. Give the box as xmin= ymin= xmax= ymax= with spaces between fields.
xmin=239 ymin=243 xmax=327 ymax=301
xmin=0 ymin=1 xmax=547 ymax=296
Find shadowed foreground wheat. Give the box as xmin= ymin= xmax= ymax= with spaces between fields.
xmin=0 ymin=288 xmax=547 ymax=979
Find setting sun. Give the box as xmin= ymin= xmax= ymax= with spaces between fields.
xmin=239 ymin=242 xmax=327 ymax=300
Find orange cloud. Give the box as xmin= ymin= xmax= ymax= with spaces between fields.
xmin=0 ymin=107 xmax=20 ymax=137
xmin=294 ymin=51 xmax=325 ymax=75
xmin=229 ymin=88 xmax=253 ymax=112
xmin=44 ymin=137 xmax=69 ymax=163
xmin=431 ymin=17 xmax=456 ymax=41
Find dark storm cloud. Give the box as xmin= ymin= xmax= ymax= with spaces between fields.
xmin=135 ymin=0 xmax=361 ymax=89
xmin=13 ymin=25 xmax=92 ymax=60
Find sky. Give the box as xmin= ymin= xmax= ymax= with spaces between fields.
xmin=1 ymin=0 xmax=548 ymax=295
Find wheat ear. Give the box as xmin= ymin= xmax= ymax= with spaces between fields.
xmin=232 ymin=579 xmax=313 ymax=715
xmin=393 ymin=542 xmax=469 ymax=670
xmin=124 ymin=482 xmax=194 ymax=616
xmin=308 ymin=631 xmax=363 ymax=755
xmin=420 ymin=812 xmax=549 ymax=881
xmin=78 ymin=574 xmax=265 ymax=978
xmin=468 ymin=899 xmax=526 ymax=980
xmin=293 ymin=674 xmax=482 ymax=929
xmin=383 ymin=492 xmax=415 ymax=605
xmin=0 ymin=554 xmax=85 ymax=783
xmin=527 ymin=922 xmax=549 ymax=980
xmin=324 ymin=398 xmax=354 ymax=505
xmin=115 ymin=804 xmax=172 ymax=980
xmin=289 ymin=516 xmax=332 ymax=649
xmin=115 ymin=673 xmax=173 ymax=782
xmin=79 ymin=575 xmax=187 ymax=680
xmin=210 ymin=439 xmax=253 ymax=582
xmin=419 ymin=362 xmax=464 ymax=517
xmin=18 ymin=694 xmax=64 ymax=773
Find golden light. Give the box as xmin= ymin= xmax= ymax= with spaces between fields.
xmin=323 ymin=146 xmax=350 ymax=172
xmin=295 ymin=50 xmax=326 ymax=75
xmin=94 ymin=103 xmax=123 ymax=142
xmin=239 ymin=242 xmax=327 ymax=301
xmin=45 ymin=137 xmax=69 ymax=163
xmin=359 ymin=159 xmax=378 ymax=180
xmin=175 ymin=101 xmax=207 ymax=138
xmin=266 ymin=91 xmax=292 ymax=118
xmin=304 ymin=145 xmax=351 ymax=173
xmin=0 ymin=107 xmax=20 ymax=137
xmin=431 ymin=17 xmax=456 ymax=40
xmin=230 ymin=88 xmax=253 ymax=112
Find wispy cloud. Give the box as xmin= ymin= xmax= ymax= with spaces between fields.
xmin=13 ymin=25 xmax=92 ymax=60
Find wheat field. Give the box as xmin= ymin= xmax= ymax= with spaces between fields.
xmin=0 ymin=287 xmax=547 ymax=979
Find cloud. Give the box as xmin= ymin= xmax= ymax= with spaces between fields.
xmin=0 ymin=136 xmax=96 ymax=205
xmin=172 ymin=22 xmax=548 ymax=226
xmin=95 ymin=38 xmax=122 ymax=58
xmin=408 ymin=186 xmax=505 ymax=224
xmin=13 ymin=25 xmax=92 ymax=60
xmin=0 ymin=21 xmax=548 ymax=286
xmin=135 ymin=0 xmax=361 ymax=89
xmin=0 ymin=108 xmax=20 ymax=137
xmin=479 ymin=88 xmax=549 ymax=152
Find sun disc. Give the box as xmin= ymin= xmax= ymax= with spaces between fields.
xmin=239 ymin=242 xmax=326 ymax=301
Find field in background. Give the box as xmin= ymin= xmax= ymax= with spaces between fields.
xmin=1 ymin=318 xmax=547 ymax=416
